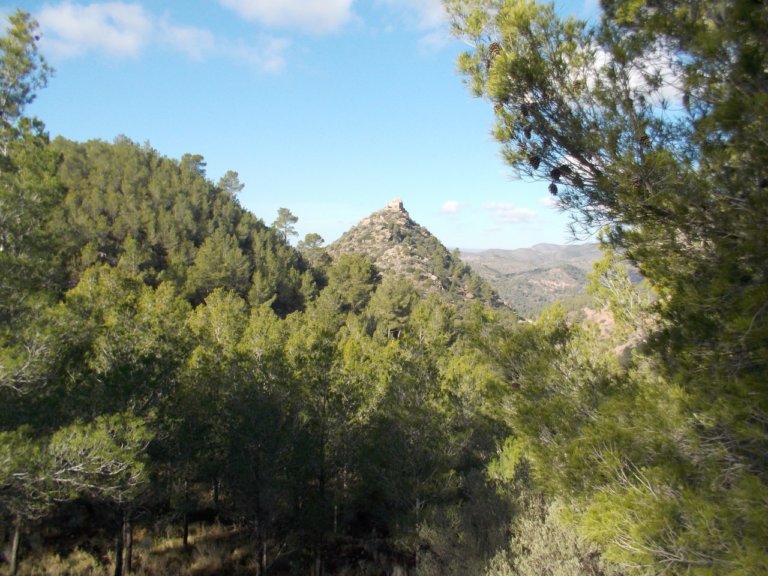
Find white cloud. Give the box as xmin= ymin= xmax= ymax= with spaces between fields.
xmin=159 ymin=21 xmax=216 ymax=61
xmin=37 ymin=2 xmax=151 ymax=58
xmin=376 ymin=0 xmax=451 ymax=50
xmin=590 ymin=43 xmax=682 ymax=108
xmin=483 ymin=202 xmax=536 ymax=224
xmin=226 ymin=36 xmax=290 ymax=73
xmin=580 ymin=0 xmax=601 ymax=17
xmin=441 ymin=200 xmax=461 ymax=214
xmin=539 ymin=196 xmax=559 ymax=208
xmin=631 ymin=44 xmax=682 ymax=106
xmin=219 ymin=0 xmax=354 ymax=33
xmin=418 ymin=28 xmax=451 ymax=52
xmin=378 ymin=0 xmax=447 ymax=29
xmin=36 ymin=2 xmax=289 ymax=72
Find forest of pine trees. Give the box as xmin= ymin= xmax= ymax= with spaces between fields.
xmin=2 ymin=1 xmax=767 ymax=574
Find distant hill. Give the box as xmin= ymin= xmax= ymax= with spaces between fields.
xmin=460 ymin=243 xmax=603 ymax=317
xmin=328 ymin=198 xmax=506 ymax=309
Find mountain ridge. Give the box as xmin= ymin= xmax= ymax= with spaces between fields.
xmin=327 ymin=198 xmax=506 ymax=308
xmin=460 ymin=243 xmax=602 ymax=316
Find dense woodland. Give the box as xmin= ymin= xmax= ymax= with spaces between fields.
xmin=1 ymin=0 xmax=767 ymax=575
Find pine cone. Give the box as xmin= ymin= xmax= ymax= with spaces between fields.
xmin=549 ymin=183 xmax=558 ymax=195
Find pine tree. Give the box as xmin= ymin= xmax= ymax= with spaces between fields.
xmin=447 ymin=0 xmax=768 ymax=571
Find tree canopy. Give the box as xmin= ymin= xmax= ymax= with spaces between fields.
xmin=0 ymin=12 xmax=519 ymax=574
xmin=2 ymin=4 xmax=766 ymax=575
xmin=447 ymin=0 xmax=768 ymax=572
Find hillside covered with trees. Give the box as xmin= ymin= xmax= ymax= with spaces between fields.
xmin=1 ymin=0 xmax=767 ymax=574
xmin=0 ymin=11 xmax=517 ymax=575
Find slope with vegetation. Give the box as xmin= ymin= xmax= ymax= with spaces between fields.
xmin=1 ymin=0 xmax=766 ymax=574
xmin=460 ymin=243 xmax=602 ymax=316
xmin=447 ymin=0 xmax=768 ymax=572
xmin=329 ymin=197 xmax=505 ymax=308
xmin=0 ymin=13 xmax=516 ymax=576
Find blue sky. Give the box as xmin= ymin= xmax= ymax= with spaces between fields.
xmin=12 ymin=0 xmax=599 ymax=250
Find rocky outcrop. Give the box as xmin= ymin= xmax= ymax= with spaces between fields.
xmin=329 ymin=199 xmax=505 ymax=308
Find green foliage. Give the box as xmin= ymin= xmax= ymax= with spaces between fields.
xmin=48 ymin=413 xmax=151 ymax=505
xmin=0 ymin=427 xmax=53 ymax=521
xmin=50 ymin=265 xmax=191 ymax=422
xmin=297 ymin=232 xmax=331 ymax=271
xmin=449 ymin=0 xmax=768 ymax=572
xmin=586 ymin=245 xmax=654 ymax=340
xmin=185 ymin=229 xmax=251 ymax=303
xmin=0 ymin=66 xmax=62 ymax=324
xmin=16 ymin=7 xmax=763 ymax=574
xmin=321 ymin=253 xmax=380 ymax=314
xmin=415 ymin=472 xmax=510 ymax=576
xmin=49 ymin=136 xmax=307 ymax=315
xmin=485 ymin=499 xmax=619 ymax=576
xmin=0 ymin=10 xmax=52 ymax=134
xmin=447 ymin=0 xmax=768 ymax=377
xmin=0 ymin=12 xmax=530 ymax=574
xmin=363 ymin=276 xmax=418 ymax=340
xmin=217 ymin=169 xmax=244 ymax=196
xmin=481 ymin=303 xmax=768 ymax=572
xmin=178 ymin=288 xmax=248 ymax=470
xmin=272 ymin=206 xmax=299 ymax=242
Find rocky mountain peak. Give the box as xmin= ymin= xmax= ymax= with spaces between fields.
xmin=328 ymin=199 xmax=505 ymax=308
xmin=386 ymin=197 xmax=406 ymax=212
xmin=357 ymin=197 xmax=411 ymax=230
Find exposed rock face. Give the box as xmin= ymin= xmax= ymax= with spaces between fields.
xmin=329 ymin=199 xmax=505 ymax=308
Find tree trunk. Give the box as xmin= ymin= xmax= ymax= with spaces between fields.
xmin=212 ymin=478 xmax=220 ymax=511
xmin=254 ymin=514 xmax=263 ymax=575
xmin=262 ymin=540 xmax=268 ymax=575
xmin=9 ymin=515 xmax=21 ymax=576
xmin=114 ymin=511 xmax=124 ymax=576
xmin=182 ymin=479 xmax=190 ymax=550
xmin=122 ymin=512 xmax=133 ymax=574
xmin=182 ymin=511 xmax=190 ymax=550
xmin=315 ymin=392 xmax=327 ymax=576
